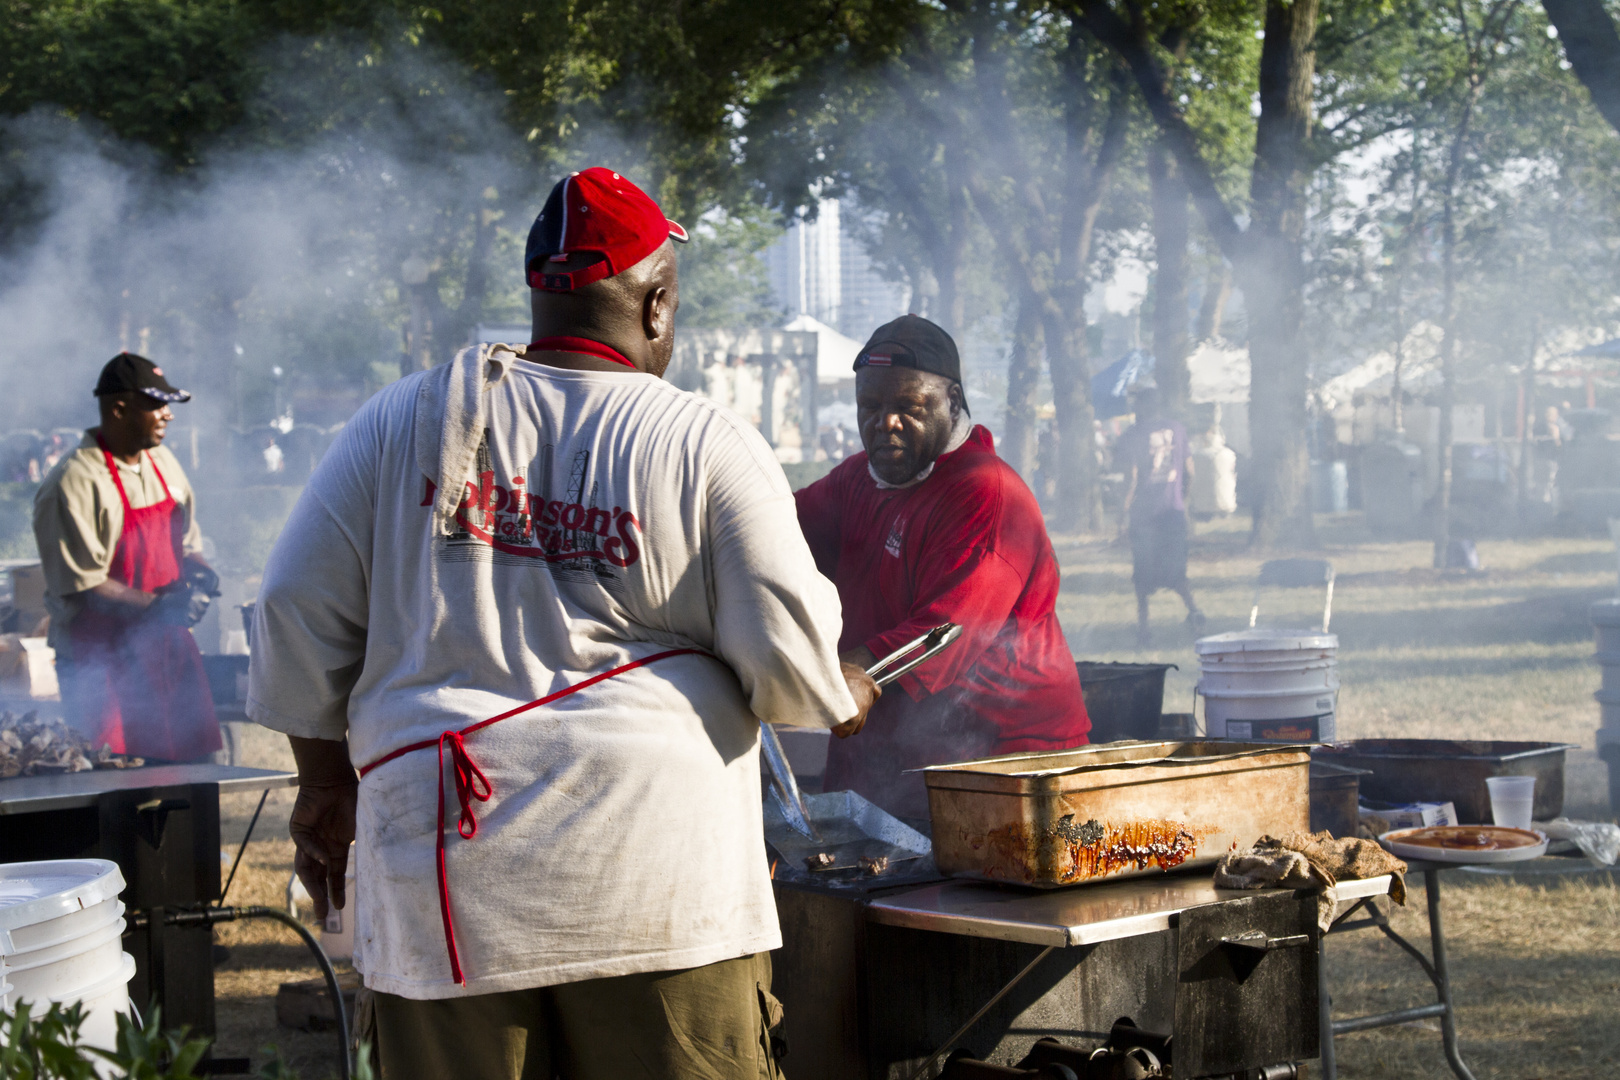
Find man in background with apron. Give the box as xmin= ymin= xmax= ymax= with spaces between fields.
xmin=33 ymin=352 xmax=221 ymax=761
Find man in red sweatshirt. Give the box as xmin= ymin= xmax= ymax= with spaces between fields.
xmin=796 ymin=315 xmax=1089 ymax=821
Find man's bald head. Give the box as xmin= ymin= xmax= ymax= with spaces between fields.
xmin=530 ymin=241 xmax=680 ymax=376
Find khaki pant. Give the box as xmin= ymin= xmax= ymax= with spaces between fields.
xmin=369 ymin=952 xmax=785 ymax=1080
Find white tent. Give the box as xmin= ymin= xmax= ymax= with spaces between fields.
xmin=1316 ymin=322 xmax=1445 ymax=411
xmin=783 ymin=314 xmax=864 ymax=381
xmin=1188 ymin=340 xmax=1250 ymax=404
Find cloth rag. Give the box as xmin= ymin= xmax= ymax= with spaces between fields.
xmin=416 ymin=343 xmax=521 ymax=535
xmin=1215 ymin=830 xmax=1408 ymax=930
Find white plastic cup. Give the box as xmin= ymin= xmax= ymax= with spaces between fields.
xmin=1486 ymin=775 xmax=1536 ymax=829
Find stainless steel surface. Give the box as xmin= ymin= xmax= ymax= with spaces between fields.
xmin=867 ymin=623 xmax=963 ymax=688
xmin=867 ymin=872 xmax=1393 ymax=948
xmin=760 ymin=722 xmax=818 ymax=840
xmin=924 ymin=740 xmax=1312 ymax=887
xmin=0 ymin=764 xmax=295 ymax=814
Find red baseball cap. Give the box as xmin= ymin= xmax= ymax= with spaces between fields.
xmin=525 ymin=168 xmax=688 ymax=292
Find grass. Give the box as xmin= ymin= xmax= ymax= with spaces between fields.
xmin=212 ymin=512 xmax=1620 ymax=1079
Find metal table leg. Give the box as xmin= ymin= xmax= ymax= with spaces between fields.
xmin=1320 ymin=869 xmax=1477 ymax=1080
xmin=1423 ymin=868 xmax=1476 ymax=1080
xmin=1318 ymin=935 xmax=1337 ymax=1080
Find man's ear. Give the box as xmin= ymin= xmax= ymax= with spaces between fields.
xmin=643 ymin=285 xmax=672 ymax=342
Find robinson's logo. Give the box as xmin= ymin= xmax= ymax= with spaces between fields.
xmin=422 ymin=436 xmax=641 ymax=569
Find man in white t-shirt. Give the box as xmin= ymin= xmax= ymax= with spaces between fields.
xmin=248 ymin=167 xmax=877 ymax=1080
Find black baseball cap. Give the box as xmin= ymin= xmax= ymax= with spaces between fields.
xmin=854 ymin=315 xmax=962 ymax=384
xmin=93 ymin=352 xmax=191 ymax=403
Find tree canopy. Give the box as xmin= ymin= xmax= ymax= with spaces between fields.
xmin=1 ymin=0 xmax=1617 ymax=542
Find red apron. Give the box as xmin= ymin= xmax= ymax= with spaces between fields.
xmin=64 ymin=439 xmax=221 ymax=761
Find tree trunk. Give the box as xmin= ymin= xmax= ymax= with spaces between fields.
xmin=1043 ymin=307 xmax=1099 ymax=532
xmin=1433 ymin=88 xmax=1476 ymax=568
xmin=965 ymin=18 xmax=1123 ymax=533
xmin=1195 ymin=256 xmax=1232 ymax=341
xmin=1076 ymin=0 xmax=1320 ymax=548
xmin=1517 ymin=316 xmax=1538 ymax=518
xmin=937 ymin=144 xmax=971 ymax=340
xmin=1003 ymin=286 xmax=1043 ymax=481
xmin=1043 ymin=56 xmax=1129 ymax=534
xmin=1149 ymin=140 xmax=1192 ymax=418
xmin=1240 ymin=0 xmax=1319 ymax=549
xmin=1542 ymin=0 xmax=1620 ymax=136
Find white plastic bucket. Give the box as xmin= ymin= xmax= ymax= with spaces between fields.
xmin=1196 ymin=630 xmax=1340 ymax=742
xmin=53 ymin=953 xmax=136 ymax=1059
xmin=0 ymin=860 xmax=133 ymax=1048
xmin=5 ymin=916 xmax=127 ymax=1002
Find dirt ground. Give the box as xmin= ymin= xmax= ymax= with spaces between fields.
xmin=209 ymin=514 xmax=1620 ymax=1079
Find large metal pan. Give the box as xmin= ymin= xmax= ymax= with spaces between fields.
xmin=923 ymin=740 xmax=1311 ymax=887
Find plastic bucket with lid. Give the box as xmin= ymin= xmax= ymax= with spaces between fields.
xmin=5 ymin=914 xmax=128 ymax=1002
xmin=0 ymin=860 xmax=134 ymax=1052
xmin=1196 ymin=629 xmax=1340 ymax=742
xmin=55 ymin=953 xmax=136 ymax=1054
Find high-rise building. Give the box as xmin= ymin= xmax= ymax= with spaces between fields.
xmin=764 ymin=198 xmax=909 ymax=340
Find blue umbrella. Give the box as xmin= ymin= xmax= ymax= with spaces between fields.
xmin=1090 ymin=349 xmax=1156 ymax=418
xmin=1572 ymin=338 xmax=1620 ymax=357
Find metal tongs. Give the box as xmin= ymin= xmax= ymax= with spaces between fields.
xmin=865 ymin=622 xmax=963 ymax=688
xmin=760 ymin=622 xmax=964 ymax=840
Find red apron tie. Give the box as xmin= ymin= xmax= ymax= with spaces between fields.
xmin=358 ymin=648 xmax=706 ymax=984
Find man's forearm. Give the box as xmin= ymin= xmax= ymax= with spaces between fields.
xmin=839 ymin=645 xmax=877 ymax=671
xmin=81 ymin=579 xmax=155 ymax=616
xmin=289 ymin=735 xmax=356 ymax=787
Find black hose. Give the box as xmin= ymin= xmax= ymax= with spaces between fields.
xmin=237 ymin=907 xmax=351 ymax=1080
xmin=151 ymin=905 xmax=352 ymax=1080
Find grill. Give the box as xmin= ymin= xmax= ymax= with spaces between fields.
xmin=773 ymin=867 xmax=1390 ymax=1079
xmin=0 ymin=763 xmax=295 ymax=1052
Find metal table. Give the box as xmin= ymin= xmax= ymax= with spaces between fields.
xmin=777 ymin=870 xmax=1393 ymax=1079
xmin=0 ymin=764 xmax=294 ymax=815
xmin=870 ymin=873 xmax=1393 ymax=947
xmin=0 ymin=764 xmax=295 ymax=1056
xmin=1318 ymin=861 xmax=1478 ymax=1080
xmin=1319 ymin=854 xmax=1618 ymax=1080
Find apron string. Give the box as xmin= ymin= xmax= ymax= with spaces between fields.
xmin=147 ymin=450 xmax=175 ymax=502
xmin=94 ymin=434 xmax=135 ymax=514
xmin=356 ymin=647 xmax=709 ymax=985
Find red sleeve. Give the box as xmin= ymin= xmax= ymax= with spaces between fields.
xmin=794 ymin=469 xmax=843 ymax=580
xmin=863 ymin=474 xmax=1025 ymax=701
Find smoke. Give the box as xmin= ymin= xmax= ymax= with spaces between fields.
xmin=0 ymin=35 xmax=541 ymax=450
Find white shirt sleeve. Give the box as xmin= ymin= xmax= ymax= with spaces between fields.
xmin=246 ymin=411 xmax=378 ymax=742
xmin=702 ymin=418 xmax=857 ymax=730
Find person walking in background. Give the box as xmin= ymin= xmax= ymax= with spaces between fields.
xmin=1118 ymin=387 xmax=1204 ymax=647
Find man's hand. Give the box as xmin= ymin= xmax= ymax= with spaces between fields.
xmin=288 ymin=736 xmax=358 ymax=921
xmin=147 ymin=580 xmax=211 ymax=627
xmin=833 ymin=661 xmax=880 ymax=739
